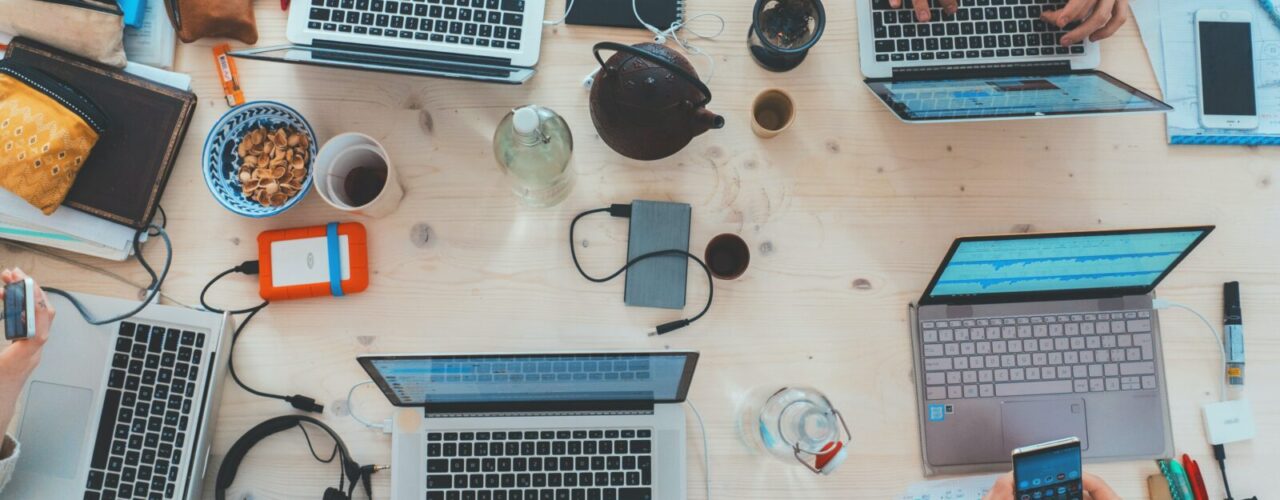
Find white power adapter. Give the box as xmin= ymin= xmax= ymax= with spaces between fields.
xmin=1203 ymin=398 xmax=1256 ymax=445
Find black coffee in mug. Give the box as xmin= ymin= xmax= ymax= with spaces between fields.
xmin=705 ymin=233 xmax=750 ymax=280
xmin=343 ymin=165 xmax=387 ymax=207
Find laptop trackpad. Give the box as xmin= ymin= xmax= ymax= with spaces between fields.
xmin=16 ymin=381 xmax=94 ymax=480
xmin=1000 ymin=399 xmax=1088 ymax=453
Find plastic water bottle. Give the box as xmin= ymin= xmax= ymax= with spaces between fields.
xmin=493 ymin=105 xmax=574 ymax=207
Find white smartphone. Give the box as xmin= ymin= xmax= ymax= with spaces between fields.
xmin=3 ymin=278 xmax=35 ymax=341
xmin=1195 ymin=10 xmax=1259 ymax=130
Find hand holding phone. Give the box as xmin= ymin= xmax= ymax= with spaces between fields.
xmin=3 ymin=277 xmax=35 ymax=341
xmin=983 ymin=470 xmax=1120 ymax=500
xmin=1 ymin=269 xmax=53 ymax=344
xmin=1013 ymin=437 xmax=1083 ymax=500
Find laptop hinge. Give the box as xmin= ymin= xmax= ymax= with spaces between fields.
xmin=891 ymin=60 xmax=1072 ymax=81
xmin=423 ymin=400 xmax=654 ymax=418
xmin=312 ymin=39 xmax=515 ymax=67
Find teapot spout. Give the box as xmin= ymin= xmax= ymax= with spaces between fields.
xmin=693 ymin=108 xmax=726 ymax=136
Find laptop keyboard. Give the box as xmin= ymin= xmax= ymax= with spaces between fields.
xmin=871 ymin=0 xmax=1086 ymax=63
xmin=920 ymin=310 xmax=1157 ymax=400
xmin=426 ymin=428 xmax=654 ymax=500
xmin=85 ymin=322 xmax=205 ymax=500
xmin=307 ymin=0 xmax=528 ymax=50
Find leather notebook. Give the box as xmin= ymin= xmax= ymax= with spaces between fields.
xmin=565 ymin=0 xmax=682 ymax=30
xmin=4 ymin=37 xmax=196 ymax=230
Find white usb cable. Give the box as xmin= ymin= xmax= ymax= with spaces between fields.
xmin=1152 ymin=299 xmax=1227 ymax=401
xmin=347 ymin=380 xmax=393 ymax=433
xmin=685 ymin=400 xmax=711 ymax=500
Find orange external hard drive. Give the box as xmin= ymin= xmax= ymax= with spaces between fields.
xmin=257 ymin=222 xmax=369 ymax=301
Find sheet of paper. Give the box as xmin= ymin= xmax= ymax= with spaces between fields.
xmin=900 ymin=474 xmax=1002 ymax=500
xmin=0 ymin=189 xmax=140 ymax=250
xmin=123 ymin=0 xmax=176 ymax=69
xmin=123 ymin=62 xmax=191 ymax=91
xmin=1158 ymin=0 xmax=1280 ymax=142
xmin=0 ymin=222 xmax=131 ymax=260
xmin=1130 ymin=0 xmax=1165 ymax=91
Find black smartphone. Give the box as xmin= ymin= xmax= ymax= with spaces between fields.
xmin=1012 ymin=437 xmax=1083 ymax=500
xmin=3 ymin=278 xmax=35 ymax=341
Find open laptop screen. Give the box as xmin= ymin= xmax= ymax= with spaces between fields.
xmin=920 ymin=227 xmax=1213 ymax=305
xmin=866 ymin=70 xmax=1170 ymax=121
xmin=359 ymin=352 xmax=698 ymax=408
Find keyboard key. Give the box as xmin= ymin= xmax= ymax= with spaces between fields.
xmin=1119 ymin=362 xmax=1155 ymax=376
xmin=617 ymin=488 xmax=651 ymax=500
xmin=994 ymin=380 xmax=1073 ymax=397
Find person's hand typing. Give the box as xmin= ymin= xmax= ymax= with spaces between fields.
xmin=889 ymin=0 xmax=958 ymax=23
xmin=0 ymin=268 xmax=55 ymax=434
xmin=1040 ymin=0 xmax=1129 ymax=45
xmin=982 ymin=472 xmax=1121 ymax=500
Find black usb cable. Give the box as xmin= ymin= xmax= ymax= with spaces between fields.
xmin=570 ymin=204 xmax=713 ymax=336
xmin=201 ymin=261 xmax=324 ymax=414
xmin=1214 ymin=443 xmax=1257 ymax=500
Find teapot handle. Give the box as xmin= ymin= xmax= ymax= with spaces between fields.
xmin=592 ymin=42 xmax=712 ymax=107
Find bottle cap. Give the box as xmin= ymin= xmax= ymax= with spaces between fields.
xmin=513 ymin=106 xmax=541 ymax=135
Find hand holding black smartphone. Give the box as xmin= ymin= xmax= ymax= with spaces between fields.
xmin=1013 ymin=437 xmax=1083 ymax=500
xmin=3 ymin=277 xmax=36 ymax=341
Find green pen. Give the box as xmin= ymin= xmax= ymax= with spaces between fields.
xmin=1157 ymin=459 xmax=1195 ymax=500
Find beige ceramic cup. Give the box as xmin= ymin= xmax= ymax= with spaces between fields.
xmin=314 ymin=132 xmax=404 ymax=218
xmin=751 ymin=88 xmax=796 ymax=138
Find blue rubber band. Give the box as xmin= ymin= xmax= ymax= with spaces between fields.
xmin=327 ymin=222 xmax=344 ymax=297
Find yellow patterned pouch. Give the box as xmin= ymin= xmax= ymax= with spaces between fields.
xmin=0 ymin=61 xmax=106 ymax=215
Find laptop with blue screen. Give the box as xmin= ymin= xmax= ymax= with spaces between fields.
xmin=908 ymin=227 xmax=1213 ymax=475
xmin=864 ymin=68 xmax=1172 ymax=123
xmin=856 ymin=0 xmax=1172 ymax=123
xmin=358 ymin=351 xmax=699 ymax=500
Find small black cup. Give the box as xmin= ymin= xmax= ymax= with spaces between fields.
xmin=705 ymin=234 xmax=750 ymax=280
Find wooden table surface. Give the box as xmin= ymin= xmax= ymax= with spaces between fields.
xmin=4 ymin=0 xmax=1279 ymax=497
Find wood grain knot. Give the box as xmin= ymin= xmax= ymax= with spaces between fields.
xmin=411 ymin=223 xmax=434 ymax=248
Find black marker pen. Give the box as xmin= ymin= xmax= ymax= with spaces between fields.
xmin=1223 ymin=282 xmax=1245 ymax=386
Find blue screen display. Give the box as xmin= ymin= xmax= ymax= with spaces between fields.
xmin=370 ymin=354 xmax=690 ymax=405
xmin=1014 ymin=444 xmax=1082 ymax=500
xmin=929 ymin=230 xmax=1206 ymax=298
xmin=871 ymin=73 xmax=1167 ymax=120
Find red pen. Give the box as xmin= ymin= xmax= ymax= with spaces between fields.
xmin=1181 ymin=454 xmax=1209 ymax=500
xmin=281 ymin=0 xmax=291 ymax=10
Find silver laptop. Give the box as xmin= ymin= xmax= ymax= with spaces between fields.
xmin=358 ymin=351 xmax=699 ymax=500
xmin=4 ymin=292 xmax=231 ymax=500
xmin=231 ymin=0 xmax=547 ymax=83
xmin=856 ymin=0 xmax=1171 ymax=122
xmin=908 ymin=226 xmax=1214 ymax=475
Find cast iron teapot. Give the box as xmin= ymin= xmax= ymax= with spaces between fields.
xmin=589 ymin=42 xmax=725 ymax=161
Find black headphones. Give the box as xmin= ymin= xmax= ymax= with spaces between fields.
xmin=215 ymin=415 xmax=380 ymax=500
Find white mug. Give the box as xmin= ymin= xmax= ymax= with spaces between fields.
xmin=313 ymin=133 xmax=404 ymax=218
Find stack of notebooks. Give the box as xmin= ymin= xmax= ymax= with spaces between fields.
xmin=0 ymin=38 xmax=195 ymax=260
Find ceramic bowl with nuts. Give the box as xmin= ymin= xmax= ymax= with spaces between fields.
xmin=202 ymin=101 xmax=318 ymax=217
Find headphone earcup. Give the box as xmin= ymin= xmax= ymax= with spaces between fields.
xmin=323 ymin=487 xmax=349 ymax=500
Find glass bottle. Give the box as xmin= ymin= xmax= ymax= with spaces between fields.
xmin=493 ymin=105 xmax=574 ymax=207
xmin=738 ymin=386 xmax=849 ymax=471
